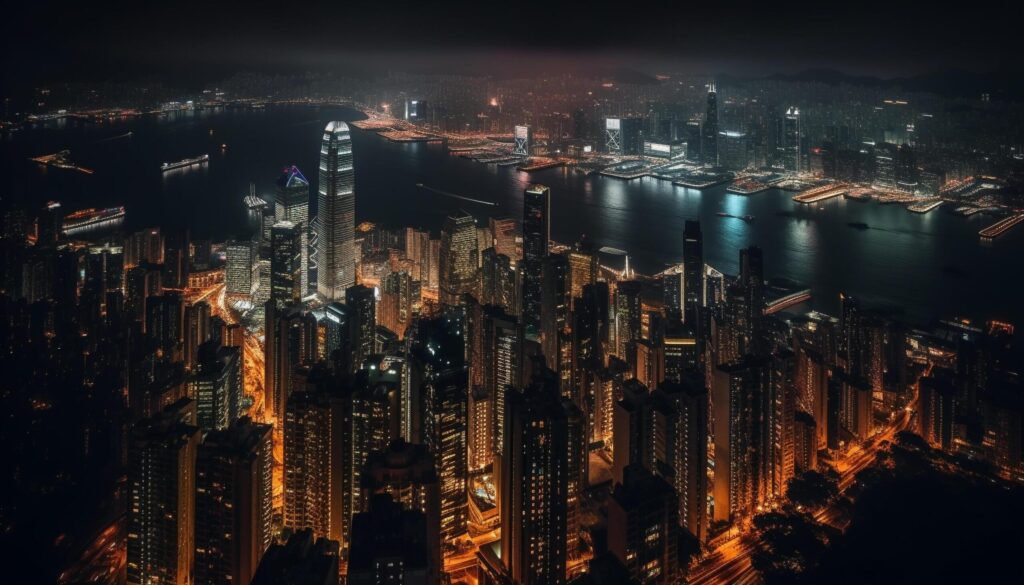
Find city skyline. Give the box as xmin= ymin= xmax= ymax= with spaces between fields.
xmin=2 ymin=5 xmax=1024 ymax=585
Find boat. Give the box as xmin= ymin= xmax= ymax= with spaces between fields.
xmin=62 ymin=206 xmax=126 ymax=235
xmin=161 ymin=153 xmax=209 ymax=172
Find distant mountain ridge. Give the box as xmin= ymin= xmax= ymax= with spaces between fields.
xmin=763 ymin=68 xmax=1024 ymax=100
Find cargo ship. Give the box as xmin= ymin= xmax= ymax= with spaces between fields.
xmin=62 ymin=206 xmax=126 ymax=235
xmin=161 ymin=153 xmax=209 ymax=172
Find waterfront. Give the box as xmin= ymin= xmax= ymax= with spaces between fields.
xmin=3 ymin=104 xmax=1022 ymax=327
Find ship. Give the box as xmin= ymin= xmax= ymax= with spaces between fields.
xmin=62 ymin=206 xmax=126 ymax=235
xmin=161 ymin=153 xmax=209 ymax=172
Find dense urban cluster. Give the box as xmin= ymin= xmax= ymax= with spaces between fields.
xmin=1 ymin=96 xmax=1021 ymax=585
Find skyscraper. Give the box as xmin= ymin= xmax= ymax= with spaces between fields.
xmin=500 ymin=365 xmax=571 ymax=585
xmin=702 ymin=82 xmax=719 ymax=166
xmin=781 ymin=107 xmax=801 ymax=173
xmin=413 ymin=316 xmax=469 ymax=548
xmin=275 ymin=165 xmax=311 ymax=296
xmin=521 ymin=184 xmax=550 ymax=330
xmin=682 ymin=220 xmax=703 ymax=326
xmin=195 ymin=417 xmax=273 ymax=585
xmin=270 ymin=221 xmax=302 ymax=306
xmin=438 ymin=210 xmax=479 ymax=306
xmin=127 ymin=399 xmax=200 ymax=585
xmin=316 ymin=121 xmax=356 ymax=302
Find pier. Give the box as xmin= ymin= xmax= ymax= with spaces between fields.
xmin=792 ymin=183 xmax=848 ymax=204
xmin=979 ymin=213 xmax=1024 ymax=239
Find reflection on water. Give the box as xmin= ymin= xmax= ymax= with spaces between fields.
xmin=3 ymin=105 xmax=1023 ymax=327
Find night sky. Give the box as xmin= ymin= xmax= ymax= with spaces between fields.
xmin=4 ymin=1 xmax=1022 ymax=87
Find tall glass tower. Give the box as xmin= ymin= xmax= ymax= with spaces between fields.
xmin=316 ymin=121 xmax=356 ymax=302
xmin=702 ymin=81 xmax=719 ymax=166
xmin=275 ymin=165 xmax=310 ymax=296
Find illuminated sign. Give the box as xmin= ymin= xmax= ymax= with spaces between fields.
xmin=646 ymin=142 xmax=671 ymax=153
xmin=515 ymin=125 xmax=529 ymax=139
xmin=606 ymin=118 xmax=620 ymax=130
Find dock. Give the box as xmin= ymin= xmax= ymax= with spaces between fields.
xmin=979 ymin=213 xmax=1024 ymax=239
xmin=792 ymin=183 xmax=848 ymax=204
xmin=907 ymin=199 xmax=943 ymax=214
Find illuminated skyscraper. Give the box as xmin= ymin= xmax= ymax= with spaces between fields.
xmin=226 ymin=238 xmax=257 ymax=301
xmin=438 ymin=210 xmax=479 ymax=306
xmin=521 ymin=184 xmax=550 ymax=330
xmin=682 ymin=220 xmax=703 ymax=326
xmin=781 ymin=107 xmax=801 ymax=172
xmin=651 ymin=376 xmax=708 ymax=542
xmin=275 ymin=165 xmax=311 ymax=295
xmin=270 ymin=221 xmax=302 ymax=306
xmin=702 ymin=82 xmax=719 ymax=166
xmin=346 ymin=284 xmax=377 ymax=371
xmin=195 ymin=417 xmax=273 ymax=585
xmin=127 ymin=399 xmax=200 ymax=585
xmin=413 ymin=316 xmax=468 ymax=548
xmin=316 ymin=121 xmax=356 ymax=302
xmin=607 ymin=465 xmax=681 ymax=584
xmin=500 ymin=365 xmax=571 ymax=585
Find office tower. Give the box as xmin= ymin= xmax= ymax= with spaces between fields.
xmin=612 ymin=379 xmax=652 ymax=485
xmin=124 ymin=227 xmax=163 ymax=267
xmin=838 ymin=372 xmax=873 ymax=441
xmin=567 ymin=239 xmax=598 ymax=308
xmin=521 ymin=184 xmax=550 ymax=330
xmin=919 ymin=370 xmax=956 ymax=450
xmin=361 ymin=439 xmax=441 ymax=564
xmin=412 ymin=317 xmax=468 ymax=547
xmin=195 ymin=417 xmax=273 ymax=585
xmin=346 ymin=284 xmax=377 ymax=370
xmin=702 ymin=82 xmax=719 ymax=166
xmin=348 ymin=494 xmax=440 ymax=585
xmin=873 ymin=142 xmax=897 ymax=191
xmin=651 ymin=376 xmax=708 ymax=542
xmin=189 ymin=341 xmax=243 ymax=431
xmin=663 ymin=324 xmax=699 ymax=382
xmin=793 ymin=338 xmax=829 ymax=449
xmin=793 ymin=410 xmax=818 ymax=472
xmin=605 ymin=117 xmax=644 ymax=156
xmin=265 ymin=303 xmax=317 ymax=425
xmin=895 ymin=144 xmax=919 ymax=193
xmin=513 ymin=124 xmax=532 ymax=156
xmin=126 ymin=262 xmax=161 ymax=323
xmin=711 ymin=357 xmax=780 ymax=523
xmin=316 ymin=121 xmax=356 ymax=301
xmin=739 ymin=245 xmax=765 ymax=329
xmin=183 ymin=300 xmax=211 ymax=372
xmin=682 ymin=221 xmax=702 ymax=326
xmin=481 ymin=247 xmax=516 ymax=313
xmin=163 ymin=229 xmax=190 ymax=290
xmin=488 ymin=216 xmax=518 ymax=260
xmin=634 ymin=339 xmax=664 ymax=389
xmin=438 ymin=210 xmax=479 ymax=306
xmin=478 ymin=306 xmax=523 ymax=471
xmin=662 ymin=268 xmax=683 ymax=324
xmin=146 ymin=292 xmax=184 ymax=360
xmin=283 ymin=376 xmax=349 ymax=548
xmin=614 ymin=280 xmax=643 ymax=362
xmin=251 ymin=529 xmax=340 ymax=585
xmin=275 ymin=165 xmax=311 ymax=295
xmin=226 ymin=238 xmax=257 ymax=300
xmin=607 ymin=465 xmax=681 ymax=584
xmin=322 ymin=302 xmax=351 ymax=371
xmin=500 ymin=366 xmax=571 ymax=585
xmin=781 ymin=107 xmax=801 ymax=172
xmin=541 ymin=253 xmax=570 ymax=389
xmin=127 ymin=399 xmax=200 ymax=585
xmin=271 ymin=221 xmax=302 ymax=305
xmin=349 ymin=367 xmax=401 ymax=522
xmin=380 ymin=269 xmax=413 ymax=339
xmin=718 ymin=130 xmax=749 ymax=170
